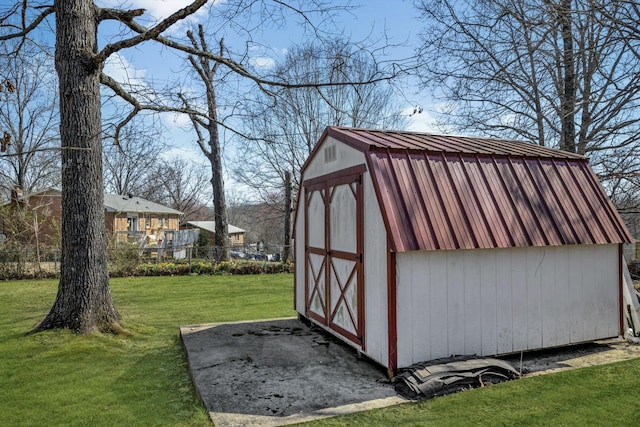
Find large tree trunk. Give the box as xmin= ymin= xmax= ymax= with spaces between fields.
xmin=34 ymin=0 xmax=120 ymax=333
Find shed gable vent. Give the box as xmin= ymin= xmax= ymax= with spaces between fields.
xmin=324 ymin=144 xmax=336 ymax=163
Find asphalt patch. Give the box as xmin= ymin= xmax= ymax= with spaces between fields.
xmin=180 ymin=318 xmax=405 ymax=426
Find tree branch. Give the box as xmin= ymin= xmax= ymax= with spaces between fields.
xmin=0 ymin=5 xmax=54 ymax=41
xmin=100 ymin=72 xmax=208 ymax=144
xmin=94 ymin=0 xmax=207 ymax=65
xmin=106 ymin=11 xmax=400 ymax=91
xmin=97 ymin=7 xmax=145 ymax=24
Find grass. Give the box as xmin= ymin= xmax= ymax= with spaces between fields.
xmin=0 ymin=274 xmax=295 ymax=427
xmin=2 ymin=275 xmax=640 ymax=426
xmin=303 ymin=359 xmax=640 ymax=426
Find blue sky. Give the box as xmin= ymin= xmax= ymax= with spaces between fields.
xmin=93 ymin=0 xmax=436 ymax=196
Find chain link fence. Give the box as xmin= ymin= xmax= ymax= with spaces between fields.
xmin=0 ymin=243 xmax=294 ymax=279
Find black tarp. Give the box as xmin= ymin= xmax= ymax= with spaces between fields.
xmin=394 ymin=356 xmax=520 ymax=400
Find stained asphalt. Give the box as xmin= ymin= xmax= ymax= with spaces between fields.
xmin=180 ymin=317 xmax=406 ymax=427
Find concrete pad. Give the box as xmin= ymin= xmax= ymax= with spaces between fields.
xmin=180 ymin=318 xmax=406 ymax=427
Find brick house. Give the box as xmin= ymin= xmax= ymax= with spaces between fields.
xmin=0 ymin=188 xmax=182 ymax=246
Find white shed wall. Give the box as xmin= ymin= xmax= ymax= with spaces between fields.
xmin=361 ymin=172 xmax=388 ymax=366
xmin=395 ymin=244 xmax=620 ymax=368
xmin=302 ymin=136 xmax=366 ymax=180
xmin=294 ymin=136 xmax=366 ymax=315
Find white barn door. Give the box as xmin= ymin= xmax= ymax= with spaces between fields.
xmin=304 ymin=165 xmax=365 ymax=347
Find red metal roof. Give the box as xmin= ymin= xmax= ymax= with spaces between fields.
xmin=322 ymin=127 xmax=632 ymax=252
xmin=325 ymin=127 xmax=587 ymax=159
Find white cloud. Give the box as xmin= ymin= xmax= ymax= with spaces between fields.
xmin=403 ymin=106 xmax=439 ymax=133
xmin=171 ymin=112 xmax=193 ymax=128
xmin=103 ymin=53 xmax=148 ymax=87
xmin=161 ymin=146 xmax=207 ymax=165
xmin=97 ymin=0 xmax=202 ymax=21
xmin=96 ymin=0 xmax=216 ymax=34
xmin=250 ymin=56 xmax=276 ymax=69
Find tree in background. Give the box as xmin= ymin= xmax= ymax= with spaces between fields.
xmin=415 ymin=0 xmax=640 ymax=206
xmin=144 ymin=157 xmax=210 ymax=222
xmin=234 ymin=40 xmax=408 ymax=255
xmin=102 ymin=122 xmax=166 ymax=197
xmin=0 ymin=39 xmax=59 ymax=199
xmin=177 ymin=25 xmax=230 ymax=261
xmin=237 ymin=40 xmax=407 ymax=201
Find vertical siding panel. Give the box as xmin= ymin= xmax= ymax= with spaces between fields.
xmin=496 ymin=249 xmax=514 ymax=353
xmin=602 ymin=247 xmax=620 ymax=337
xmin=511 ymin=251 xmax=529 ymax=351
xmin=411 ymin=252 xmax=431 ymax=363
xmin=526 ymin=247 xmax=543 ymax=349
xmin=429 ymin=251 xmax=449 ymax=359
xmin=447 ymin=252 xmax=466 ymax=355
xmin=396 ymin=254 xmax=412 ymax=368
xmin=568 ymin=248 xmax=584 ymax=342
xmin=540 ymin=247 xmax=558 ymax=348
xmin=363 ymin=174 xmax=389 ymax=366
xmin=554 ymin=247 xmax=571 ymax=345
xmin=463 ymin=250 xmax=483 ymax=355
xmin=582 ymin=245 xmax=599 ymax=340
xmin=480 ymin=250 xmax=498 ymax=355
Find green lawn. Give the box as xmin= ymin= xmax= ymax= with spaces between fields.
xmin=2 ymin=275 xmax=640 ymax=426
xmin=0 ymin=274 xmax=295 ymax=427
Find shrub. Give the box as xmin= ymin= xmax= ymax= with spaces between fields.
xmin=2 ymin=247 xmax=293 ymax=279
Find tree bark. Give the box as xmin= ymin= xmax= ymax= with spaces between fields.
xmin=184 ymin=27 xmax=229 ymax=262
xmin=34 ymin=0 xmax=120 ymax=333
xmin=283 ymin=170 xmax=292 ymax=262
xmin=559 ymin=0 xmax=577 ymax=153
xmin=208 ymin=119 xmax=229 ymax=262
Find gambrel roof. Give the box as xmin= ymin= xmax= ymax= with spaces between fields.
xmin=321 ymin=127 xmax=632 ymax=252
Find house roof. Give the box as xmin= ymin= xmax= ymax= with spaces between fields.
xmin=103 ymin=194 xmax=183 ymax=215
xmin=0 ymin=187 xmax=61 ymax=206
xmin=318 ymin=127 xmax=632 ymax=252
xmin=2 ymin=188 xmax=183 ymax=215
xmin=186 ymin=221 xmax=245 ymax=234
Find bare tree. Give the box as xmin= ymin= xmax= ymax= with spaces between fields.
xmin=1 ymin=0 xmax=209 ymax=333
xmin=414 ymin=0 xmax=640 ymax=169
xmin=234 ymin=40 xmax=407 ymax=254
xmin=237 ymin=41 xmax=407 ymax=199
xmin=144 ymin=156 xmax=210 ymax=222
xmin=177 ymin=25 xmax=230 ymax=261
xmin=0 ymin=39 xmax=59 ymax=198
xmin=102 ymin=122 xmax=166 ymax=197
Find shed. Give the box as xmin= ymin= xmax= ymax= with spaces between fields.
xmin=293 ymin=126 xmax=633 ymax=375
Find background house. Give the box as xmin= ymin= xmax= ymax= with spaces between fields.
xmin=183 ymin=220 xmax=246 ymax=248
xmin=103 ymin=194 xmax=182 ymax=244
xmin=1 ymin=189 xmax=182 ymax=246
xmin=294 ymin=126 xmax=633 ymax=375
xmin=0 ymin=187 xmax=62 ymax=247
